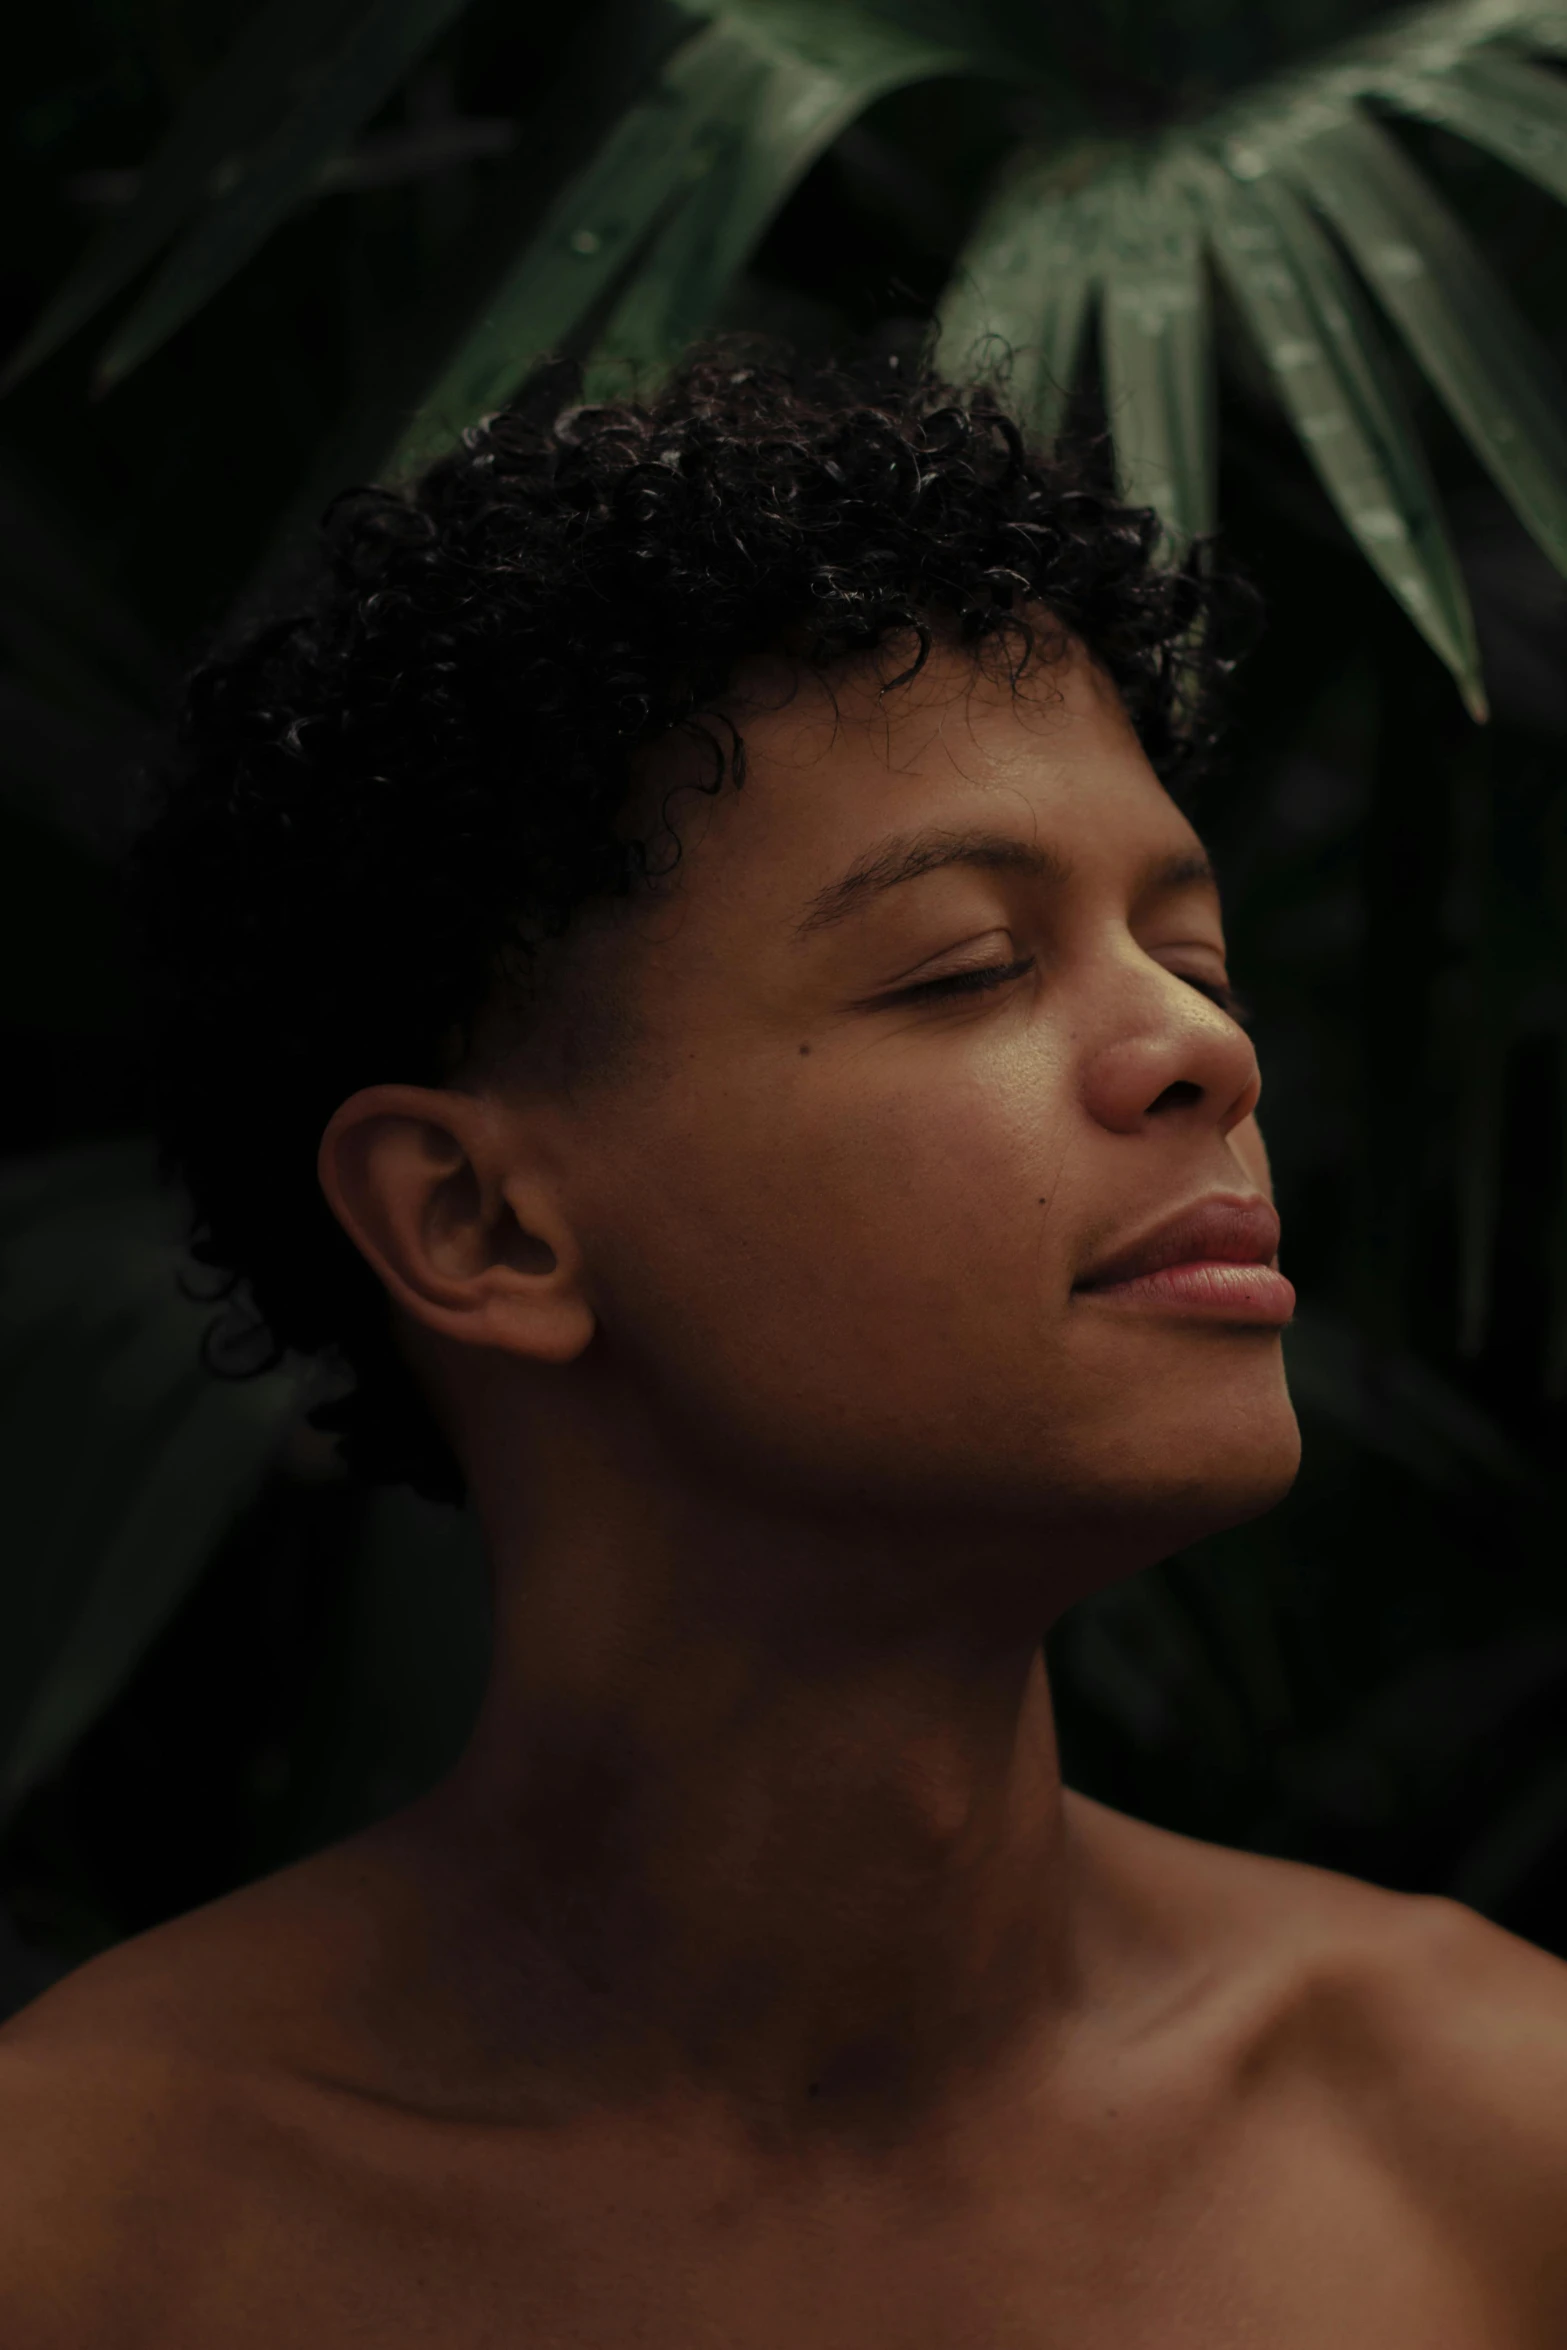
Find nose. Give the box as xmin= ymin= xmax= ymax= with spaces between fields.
xmin=1079 ymin=977 xmax=1261 ymax=1139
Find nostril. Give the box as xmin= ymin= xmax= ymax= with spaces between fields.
xmin=1148 ymin=1079 xmax=1203 ymax=1115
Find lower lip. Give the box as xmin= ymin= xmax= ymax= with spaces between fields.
xmin=1075 ymin=1261 xmax=1296 ymax=1323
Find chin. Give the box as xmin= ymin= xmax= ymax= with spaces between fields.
xmin=1129 ymin=1389 xmax=1302 ymax=1551
xmin=1024 ymin=1339 xmax=1303 ymax=1573
xmin=1169 ymin=1443 xmax=1300 ymax=1548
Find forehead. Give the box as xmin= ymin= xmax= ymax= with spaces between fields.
xmin=641 ymin=635 xmax=1205 ymax=935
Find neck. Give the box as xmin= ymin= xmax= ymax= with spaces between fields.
xmin=417 ymin=1370 xmax=1092 ymax=2134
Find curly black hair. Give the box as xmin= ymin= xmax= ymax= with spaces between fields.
xmin=131 ymin=346 xmax=1249 ymax=1502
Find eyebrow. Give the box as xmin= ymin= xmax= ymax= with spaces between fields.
xmin=795 ymin=829 xmax=1070 ymax=937
xmin=794 ymin=829 xmax=1217 ymax=938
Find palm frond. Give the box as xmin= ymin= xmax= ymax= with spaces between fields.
xmin=95 ymin=0 xmax=480 ymax=390
xmin=13 ymin=0 xmax=1565 ymax=723
xmin=0 ymin=462 xmax=170 ymax=855
xmin=1446 ymin=749 xmax=1500 ymax=1355
xmin=1099 ymin=166 xmax=1214 ymax=551
xmin=1283 ymin=1304 xmax=1537 ymax=1491
xmin=1450 ymin=1748 xmax=1567 ymax=1909
xmin=0 ymin=0 xmax=370 ymax=394
xmin=1389 ymin=49 xmax=1567 ymax=203
xmin=393 ymin=6 xmax=977 ymax=470
xmin=0 ymin=1149 xmax=300 ymax=1819
xmin=1194 ymin=159 xmax=1485 ymax=716
xmin=941 ymin=0 xmax=1567 ymax=709
xmin=587 ymin=8 xmax=968 ymax=393
xmin=934 ymin=152 xmax=1105 ymax=441
xmin=1282 ymin=109 xmax=1567 ymax=581
xmin=1552 ymin=1026 xmax=1567 ymax=1398
xmin=389 ymin=18 xmax=769 ymax=474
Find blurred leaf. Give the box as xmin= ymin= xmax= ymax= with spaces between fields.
xmin=96 ymin=0 xmax=481 ymax=390
xmin=589 ymin=7 xmax=968 ymax=387
xmin=0 ymin=1148 xmax=300 ymax=1820
xmin=1387 ymin=49 xmax=1567 ymax=208
xmin=937 ymin=0 xmax=1567 ymax=620
xmin=1099 ymin=166 xmax=1214 ymax=550
xmin=1284 ymin=107 xmax=1567 ymax=582
xmin=1054 ymin=1566 xmax=1257 ymax=1773
xmin=0 ymin=680 xmax=146 ymax=863
xmin=397 ymin=7 xmax=975 ymax=468
xmin=1553 ymin=1021 xmax=1567 ymax=1399
xmin=270 ymin=1487 xmax=489 ymax=1851
xmin=393 ymin=18 xmax=770 ymax=472
xmin=1447 ymin=746 xmax=1507 ymax=1355
xmin=0 ymin=462 xmax=168 ymax=721
xmin=1284 ymin=1305 xmax=1535 ymax=1490
xmin=1450 ymin=1748 xmax=1567 ymax=1909
xmin=0 ymin=804 xmax=129 ymax=1034
xmin=0 ymin=1377 xmax=295 ymax=1818
xmin=1197 ymin=159 xmax=1485 ymax=716
xmin=0 ymin=461 xmax=168 ymax=856
xmin=0 ymin=1142 xmax=151 ymax=1237
xmin=1275 ymin=1636 xmax=1567 ymax=1847
xmin=238 ymin=0 xmax=685 ymax=578
xmin=936 ymin=150 xmax=1107 ymax=439
xmin=1520 ymin=5 xmax=1567 ymax=61
xmin=1 ymin=0 xmax=370 ymax=392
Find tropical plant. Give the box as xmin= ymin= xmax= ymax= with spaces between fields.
xmin=3 ymin=0 xmax=1567 ymax=2000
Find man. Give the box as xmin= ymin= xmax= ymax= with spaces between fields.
xmin=3 ymin=354 xmax=1565 ymax=2346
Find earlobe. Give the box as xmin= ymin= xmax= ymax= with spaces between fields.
xmin=317 ymin=1084 xmax=595 ymax=1364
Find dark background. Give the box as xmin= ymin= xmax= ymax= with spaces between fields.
xmin=2 ymin=0 xmax=1566 ymax=2010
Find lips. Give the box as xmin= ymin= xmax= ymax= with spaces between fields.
xmin=1075 ymin=1195 xmax=1281 ymax=1291
xmin=1072 ymin=1195 xmax=1294 ymax=1325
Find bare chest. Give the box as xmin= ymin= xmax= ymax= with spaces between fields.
xmin=123 ymin=2100 xmax=1525 ymax=2350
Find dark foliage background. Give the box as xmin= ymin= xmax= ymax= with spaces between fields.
xmin=1 ymin=0 xmax=1565 ymax=2011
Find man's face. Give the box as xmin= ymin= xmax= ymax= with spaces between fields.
xmin=535 ymin=637 xmax=1300 ymax=1584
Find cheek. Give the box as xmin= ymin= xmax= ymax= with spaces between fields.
xmin=580 ymin=1043 xmax=1084 ymax=1458
xmin=570 ymin=1043 xmax=1300 ymax=1544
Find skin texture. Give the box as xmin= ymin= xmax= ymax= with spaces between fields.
xmin=3 ymin=639 xmax=1566 ymax=2348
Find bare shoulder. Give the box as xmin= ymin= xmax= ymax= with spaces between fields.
xmin=1270 ymin=1859 xmax=1567 ymax=2324
xmin=1274 ymin=1868 xmax=1567 ymax=2188
xmin=0 ymin=1850 xmax=389 ymax=2348
xmin=1088 ymin=1787 xmax=1567 ymax=2101
xmin=0 ymin=1992 xmax=233 ymax=2347
xmin=1075 ymin=1791 xmax=1567 ymax=2316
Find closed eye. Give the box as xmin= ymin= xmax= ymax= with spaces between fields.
xmin=881 ymin=955 xmax=1036 ymax=1008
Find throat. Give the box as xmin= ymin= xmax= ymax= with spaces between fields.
xmin=414 ymin=1631 xmax=1078 ymax=2133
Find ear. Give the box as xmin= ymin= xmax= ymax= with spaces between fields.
xmin=317 ymin=1085 xmax=594 ymax=1364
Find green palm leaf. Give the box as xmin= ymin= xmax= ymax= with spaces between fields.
xmin=1283 ymin=1305 xmax=1535 ymax=1493
xmin=1194 ymin=158 xmax=1485 ymax=716
xmin=1447 ymin=747 xmax=1511 ymax=1358
xmin=936 ymin=155 xmax=1106 ymax=440
xmin=1553 ymin=1024 xmax=1567 ymax=1399
xmin=588 ymin=9 xmax=968 ymax=391
xmin=391 ymin=19 xmax=771 ymax=474
xmin=941 ymin=0 xmax=1567 ymax=707
xmin=16 ymin=0 xmax=1567 ymax=723
xmin=0 ymin=463 xmax=166 ymax=724
xmin=0 ymin=1371 xmax=296 ymax=1818
xmin=394 ymin=6 xmax=975 ymax=470
xmin=95 ymin=0 xmax=480 ymax=390
xmin=1282 ymin=106 xmax=1567 ymax=583
xmin=0 ymin=0 xmax=369 ymax=394
xmin=1099 ymin=166 xmax=1214 ymax=551
xmin=1388 ymin=49 xmax=1567 ymax=206
xmin=0 ymin=1149 xmax=299 ymax=1818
